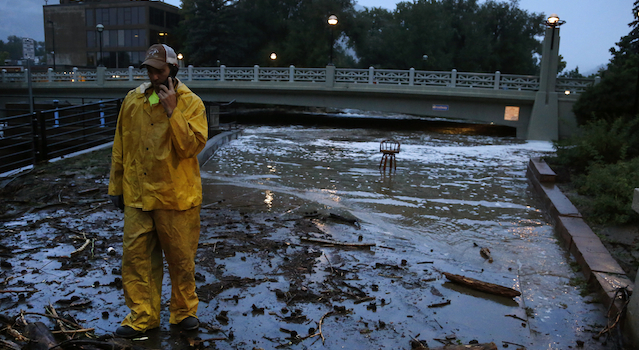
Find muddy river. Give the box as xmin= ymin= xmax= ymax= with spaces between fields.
xmin=198 ymin=123 xmax=613 ymax=350
xmin=0 ymin=117 xmax=616 ymax=350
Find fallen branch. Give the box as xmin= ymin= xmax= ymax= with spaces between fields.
xmin=70 ymin=239 xmax=91 ymax=256
xmin=2 ymin=325 xmax=28 ymax=342
xmin=353 ymin=297 xmax=375 ymax=304
xmin=50 ymin=328 xmax=95 ymax=334
xmin=300 ymin=237 xmax=375 ymax=248
xmin=317 ymin=311 xmax=334 ymax=343
xmin=77 ymin=187 xmax=100 ymax=195
xmin=505 ymin=314 xmax=527 ymax=322
xmin=46 ymin=304 xmax=71 ymax=340
xmin=21 ymin=312 xmax=84 ymax=330
xmin=427 ymin=300 xmax=451 ymax=308
xmin=430 ymin=343 xmax=498 ymax=350
xmin=442 ymin=272 xmax=521 ymax=298
xmin=0 ymin=289 xmax=38 ymax=294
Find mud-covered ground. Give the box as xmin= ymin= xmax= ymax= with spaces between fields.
xmin=0 ymin=145 xmax=627 ymax=350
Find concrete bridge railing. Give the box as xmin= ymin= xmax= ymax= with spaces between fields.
xmin=1 ymin=65 xmax=597 ymax=94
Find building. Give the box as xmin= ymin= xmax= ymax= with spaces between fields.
xmin=43 ymin=0 xmax=180 ymax=69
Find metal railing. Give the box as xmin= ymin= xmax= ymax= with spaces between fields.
xmin=1 ymin=65 xmax=597 ymax=93
xmin=0 ymin=98 xmax=121 ymax=174
xmin=0 ymin=98 xmax=230 ymax=175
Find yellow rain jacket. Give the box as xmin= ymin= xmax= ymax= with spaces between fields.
xmin=108 ymin=80 xmax=208 ymax=210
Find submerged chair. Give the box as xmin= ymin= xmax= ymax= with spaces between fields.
xmin=379 ymin=139 xmax=400 ymax=172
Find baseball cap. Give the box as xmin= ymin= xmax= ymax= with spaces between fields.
xmin=141 ymin=44 xmax=178 ymax=69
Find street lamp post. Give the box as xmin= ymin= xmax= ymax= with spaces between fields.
xmin=47 ymin=20 xmax=56 ymax=71
xmin=327 ymin=14 xmax=338 ymax=65
xmin=544 ymin=14 xmax=565 ymax=50
xmin=96 ymin=23 xmax=104 ymax=67
xmin=270 ymin=52 xmax=277 ymax=66
xmin=177 ymin=53 xmax=184 ymax=68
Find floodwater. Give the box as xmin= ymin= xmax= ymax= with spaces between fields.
xmin=0 ymin=117 xmax=616 ymax=350
xmin=199 ymin=123 xmax=614 ymax=349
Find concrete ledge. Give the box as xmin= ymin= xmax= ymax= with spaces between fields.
xmin=555 ymin=216 xmax=599 ymax=248
xmin=198 ymin=129 xmax=243 ymax=166
xmin=570 ymin=235 xmax=626 ymax=280
xmin=633 ymin=188 xmax=639 ymax=214
xmin=526 ymin=157 xmax=633 ymax=337
xmin=527 ymin=161 xmax=580 ymax=219
xmin=528 ymin=158 xmax=556 ymax=183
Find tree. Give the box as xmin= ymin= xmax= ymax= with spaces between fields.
xmin=345 ymin=0 xmax=543 ymax=73
xmin=179 ymin=0 xmax=242 ymax=66
xmin=572 ymin=0 xmax=639 ymax=125
xmin=0 ymin=36 xmax=25 ymax=62
xmin=560 ymin=66 xmax=584 ymax=79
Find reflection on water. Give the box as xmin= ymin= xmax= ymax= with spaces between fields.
xmin=200 ymin=125 xmax=613 ymax=349
xmin=202 ymin=126 xmax=554 ymax=249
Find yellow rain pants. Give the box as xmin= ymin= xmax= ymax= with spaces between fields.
xmin=120 ymin=205 xmax=201 ymax=331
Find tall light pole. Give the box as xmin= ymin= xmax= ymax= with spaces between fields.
xmin=96 ymin=23 xmax=104 ymax=67
xmin=544 ymin=14 xmax=565 ymax=50
xmin=47 ymin=20 xmax=56 ymax=71
xmin=327 ymin=14 xmax=338 ymax=65
xmin=177 ymin=53 xmax=184 ymax=68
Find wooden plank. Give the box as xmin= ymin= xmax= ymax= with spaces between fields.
xmin=443 ymin=272 xmax=521 ymax=298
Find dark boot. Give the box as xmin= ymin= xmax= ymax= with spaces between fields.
xmin=114 ymin=325 xmax=143 ymax=338
xmin=178 ymin=316 xmax=199 ymax=331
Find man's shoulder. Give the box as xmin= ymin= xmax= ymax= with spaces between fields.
xmin=123 ymin=82 xmax=151 ymax=101
xmin=177 ymin=83 xmax=203 ymax=103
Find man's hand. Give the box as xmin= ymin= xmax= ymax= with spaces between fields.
xmin=110 ymin=195 xmax=124 ymax=211
xmin=158 ymin=77 xmax=177 ymax=117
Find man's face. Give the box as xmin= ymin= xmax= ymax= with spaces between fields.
xmin=147 ymin=64 xmax=171 ymax=92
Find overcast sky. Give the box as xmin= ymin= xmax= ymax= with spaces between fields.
xmin=0 ymin=0 xmax=634 ymax=74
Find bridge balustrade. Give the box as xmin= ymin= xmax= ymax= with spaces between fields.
xmin=1 ymin=65 xmax=595 ymax=93
xmin=414 ymin=71 xmax=451 ymax=86
xmin=555 ymin=77 xmax=599 ymax=93
xmin=499 ymin=74 xmax=540 ymax=91
xmin=293 ymin=68 xmax=326 ymax=82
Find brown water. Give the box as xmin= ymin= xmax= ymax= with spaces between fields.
xmin=199 ymin=125 xmax=615 ymax=350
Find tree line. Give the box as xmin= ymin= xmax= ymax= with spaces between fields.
xmin=0 ymin=0 xmax=547 ymax=74
xmin=175 ymin=0 xmax=546 ymax=74
xmin=548 ymin=0 xmax=639 ymax=225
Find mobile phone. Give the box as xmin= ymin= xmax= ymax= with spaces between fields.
xmin=162 ymin=66 xmax=179 ymax=89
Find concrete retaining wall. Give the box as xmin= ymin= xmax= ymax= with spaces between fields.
xmin=198 ymin=128 xmax=243 ymax=166
xmin=526 ymin=158 xmax=635 ymax=343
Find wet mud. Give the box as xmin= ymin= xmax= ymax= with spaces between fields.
xmin=0 ymin=125 xmax=623 ymax=350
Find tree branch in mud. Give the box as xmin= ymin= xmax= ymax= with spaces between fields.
xmin=45 ymin=304 xmax=72 ymax=340
xmin=70 ymin=238 xmax=91 ymax=257
xmin=442 ymin=272 xmax=521 ymax=298
xmin=300 ymin=237 xmax=375 ymax=248
xmin=317 ymin=311 xmax=334 ymax=343
xmin=21 ymin=312 xmax=84 ymax=330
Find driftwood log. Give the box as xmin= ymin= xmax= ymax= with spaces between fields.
xmin=300 ymin=237 xmax=375 ymax=248
xmin=443 ymin=272 xmax=521 ymax=298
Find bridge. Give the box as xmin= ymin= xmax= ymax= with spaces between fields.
xmin=0 ymin=27 xmax=592 ymax=141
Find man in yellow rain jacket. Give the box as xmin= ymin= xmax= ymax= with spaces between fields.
xmin=108 ymin=44 xmax=208 ymax=338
